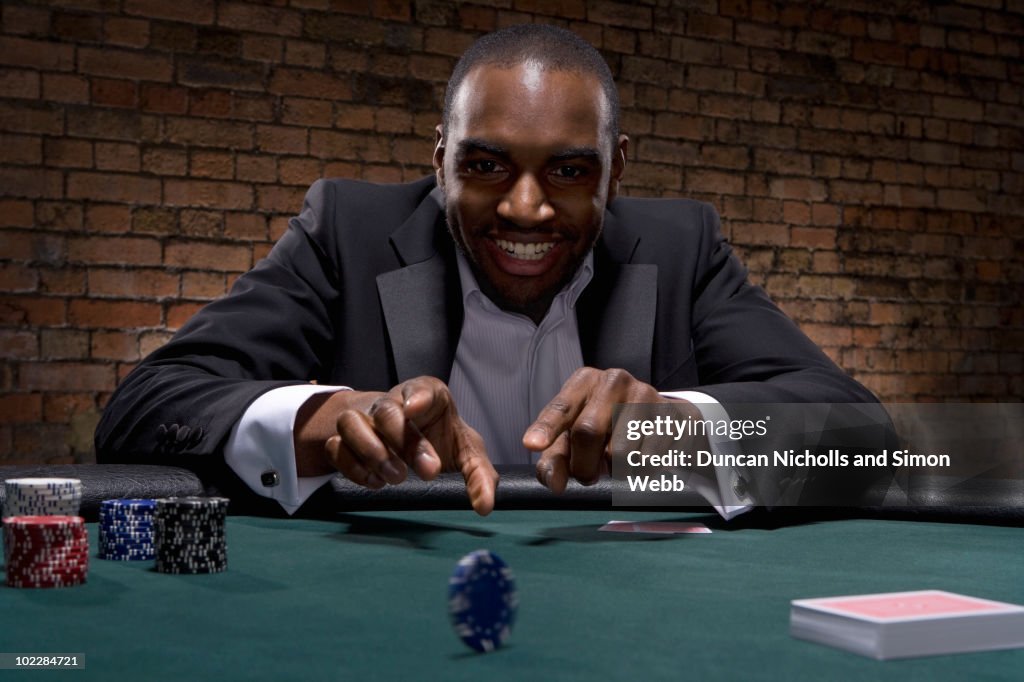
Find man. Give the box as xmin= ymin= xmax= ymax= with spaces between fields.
xmin=95 ymin=25 xmax=879 ymax=517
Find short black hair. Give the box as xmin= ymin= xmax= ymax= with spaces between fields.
xmin=442 ymin=24 xmax=620 ymax=146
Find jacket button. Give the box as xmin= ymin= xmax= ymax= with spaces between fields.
xmin=189 ymin=427 xmax=204 ymax=445
xmin=176 ymin=426 xmax=191 ymax=443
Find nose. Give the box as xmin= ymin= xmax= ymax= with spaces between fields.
xmin=497 ymin=173 xmax=555 ymax=227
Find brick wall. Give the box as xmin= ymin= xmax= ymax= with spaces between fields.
xmin=1 ymin=0 xmax=1021 ymax=465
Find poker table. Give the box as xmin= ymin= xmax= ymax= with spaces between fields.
xmin=1 ymin=465 xmax=1022 ymax=682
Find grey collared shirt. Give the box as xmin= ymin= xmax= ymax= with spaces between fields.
xmin=448 ymin=249 xmax=594 ymax=464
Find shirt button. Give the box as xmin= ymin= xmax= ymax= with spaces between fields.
xmin=260 ymin=470 xmax=280 ymax=488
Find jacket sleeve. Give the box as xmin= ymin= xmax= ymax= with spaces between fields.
xmin=95 ymin=179 xmax=345 ymax=462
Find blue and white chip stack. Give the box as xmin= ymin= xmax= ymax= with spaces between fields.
xmin=3 ymin=478 xmax=83 ymax=517
xmin=98 ymin=499 xmax=156 ymax=561
xmin=448 ymin=549 xmax=519 ymax=653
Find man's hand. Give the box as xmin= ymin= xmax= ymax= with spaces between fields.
xmin=294 ymin=377 xmax=498 ymax=515
xmin=523 ymin=367 xmax=684 ymax=493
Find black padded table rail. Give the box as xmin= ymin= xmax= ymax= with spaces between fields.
xmin=0 ymin=464 xmax=1020 ymax=525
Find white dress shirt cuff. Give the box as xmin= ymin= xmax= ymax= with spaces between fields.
xmin=224 ymin=384 xmax=349 ymax=515
xmin=659 ymin=390 xmax=754 ymax=520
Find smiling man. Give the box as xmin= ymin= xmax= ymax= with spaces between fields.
xmin=96 ymin=25 xmax=879 ymax=517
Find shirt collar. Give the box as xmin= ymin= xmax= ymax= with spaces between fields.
xmin=455 ymin=248 xmax=594 ymax=315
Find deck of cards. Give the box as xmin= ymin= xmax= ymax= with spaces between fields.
xmin=790 ymin=590 xmax=1024 ymax=660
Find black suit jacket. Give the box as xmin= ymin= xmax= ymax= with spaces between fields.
xmin=96 ymin=176 xmax=881 ymax=501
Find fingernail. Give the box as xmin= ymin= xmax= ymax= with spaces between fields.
xmin=367 ymin=473 xmax=384 ymax=488
xmin=541 ymin=467 xmax=552 ymax=488
xmin=381 ymin=461 xmax=404 ymax=483
xmin=415 ymin=450 xmax=436 ymax=469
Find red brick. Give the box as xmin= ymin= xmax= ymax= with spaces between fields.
xmin=242 ymin=35 xmax=283 ymax=62
xmin=190 ymin=150 xmax=234 ymax=179
xmin=166 ymin=302 xmax=206 ymax=330
xmin=0 ymin=330 xmax=38 ymax=360
xmin=232 ymin=94 xmax=275 ymax=122
xmin=218 ymin=2 xmax=302 ymax=36
xmin=0 ymin=263 xmax=38 ymax=292
xmin=279 ymin=158 xmax=320 ymax=186
xmin=0 ymin=167 xmax=63 ymax=199
xmin=0 ymin=393 xmax=42 ymax=423
xmin=282 ymin=98 xmax=333 ymax=127
xmin=180 ymin=209 xmax=223 ymax=238
xmin=0 ymin=68 xmax=40 ymax=99
xmin=0 ymin=133 xmax=42 ymax=164
xmin=67 ymin=172 xmax=160 ymax=204
xmin=41 ymin=73 xmax=89 ymax=104
xmin=588 ymin=0 xmax=652 ymax=29
xmin=268 ymin=68 xmax=352 ymax=99
xmin=0 ymin=37 xmax=75 ymax=71
xmin=85 ymin=204 xmax=132 ymax=233
xmin=123 ymin=0 xmax=214 ymax=24
xmin=256 ymin=185 xmax=306 ymax=213
xmin=78 ymin=47 xmax=173 ymax=82
xmin=91 ymin=78 xmax=137 ymax=108
xmin=69 ymin=299 xmax=162 ymax=328
xmin=36 ymin=201 xmax=83 ymax=230
xmin=44 ymin=138 xmax=93 ymax=168
xmin=2 ymin=5 xmax=51 ymax=37
xmin=142 ymin=148 xmax=188 ymax=175
xmin=68 ymin=235 xmax=162 ymax=266
xmin=164 ymin=180 xmax=253 ymax=210
xmin=140 ymin=84 xmax=187 ymax=114
xmin=43 ymin=393 xmax=96 ymax=423
xmin=0 ymin=296 xmax=65 ymax=326
xmin=285 ymin=40 xmax=326 ymax=68
xmin=91 ymin=330 xmax=140 ymax=361
xmin=256 ymin=125 xmax=308 ymax=154
xmin=0 ymin=101 xmax=62 ymax=135
xmin=39 ymin=269 xmax=86 ymax=296
xmin=189 ymin=90 xmax=232 ymax=118
xmin=104 ymin=17 xmax=151 ymax=47
xmin=164 ymin=241 xmax=252 ymax=271
xmin=0 ymin=200 xmax=34 ymax=228
xmin=165 ymin=118 xmax=254 ymax=149
xmin=236 ymin=154 xmax=277 ymax=183
xmin=95 ymin=142 xmax=140 ymax=172
xmin=89 ymin=268 xmax=179 ymax=298
xmin=18 ymin=362 xmax=116 ymax=392
xmin=181 ymin=271 xmax=226 ymax=299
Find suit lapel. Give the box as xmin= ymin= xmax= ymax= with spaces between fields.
xmin=376 ymin=189 xmax=658 ymax=384
xmin=377 ymin=187 xmax=462 ymax=383
xmin=578 ymin=210 xmax=658 ymax=382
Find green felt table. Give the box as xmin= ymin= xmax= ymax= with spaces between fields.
xmin=2 ymin=510 xmax=1022 ymax=681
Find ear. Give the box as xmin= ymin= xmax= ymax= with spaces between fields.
xmin=432 ymin=124 xmax=446 ymax=189
xmin=606 ymin=134 xmax=628 ymax=204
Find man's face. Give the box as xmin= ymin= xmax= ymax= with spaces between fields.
xmin=434 ymin=62 xmax=627 ymax=323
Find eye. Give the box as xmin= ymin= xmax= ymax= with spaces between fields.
xmin=466 ymin=159 xmax=504 ymax=175
xmin=551 ymin=165 xmax=587 ymax=180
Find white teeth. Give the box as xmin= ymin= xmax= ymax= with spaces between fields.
xmin=494 ymin=238 xmax=555 ymax=261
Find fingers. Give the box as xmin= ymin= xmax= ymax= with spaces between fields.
xmin=536 ymin=431 xmax=571 ymax=494
xmin=527 ymin=368 xmax=638 ymax=486
xmin=335 ymin=406 xmax=408 ymax=485
xmin=453 ymin=423 xmax=498 ymax=516
xmin=523 ymin=368 xmax=595 ymax=451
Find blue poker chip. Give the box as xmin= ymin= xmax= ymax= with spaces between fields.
xmin=448 ymin=549 xmax=518 ymax=653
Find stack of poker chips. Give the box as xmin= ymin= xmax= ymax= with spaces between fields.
xmin=448 ymin=549 xmax=519 ymax=652
xmin=98 ymin=499 xmax=156 ymax=561
xmin=3 ymin=516 xmax=89 ymax=588
xmin=3 ymin=478 xmax=83 ymax=517
xmin=154 ymin=497 xmax=229 ymax=574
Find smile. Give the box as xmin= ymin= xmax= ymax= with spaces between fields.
xmin=493 ymin=238 xmax=556 ymax=261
